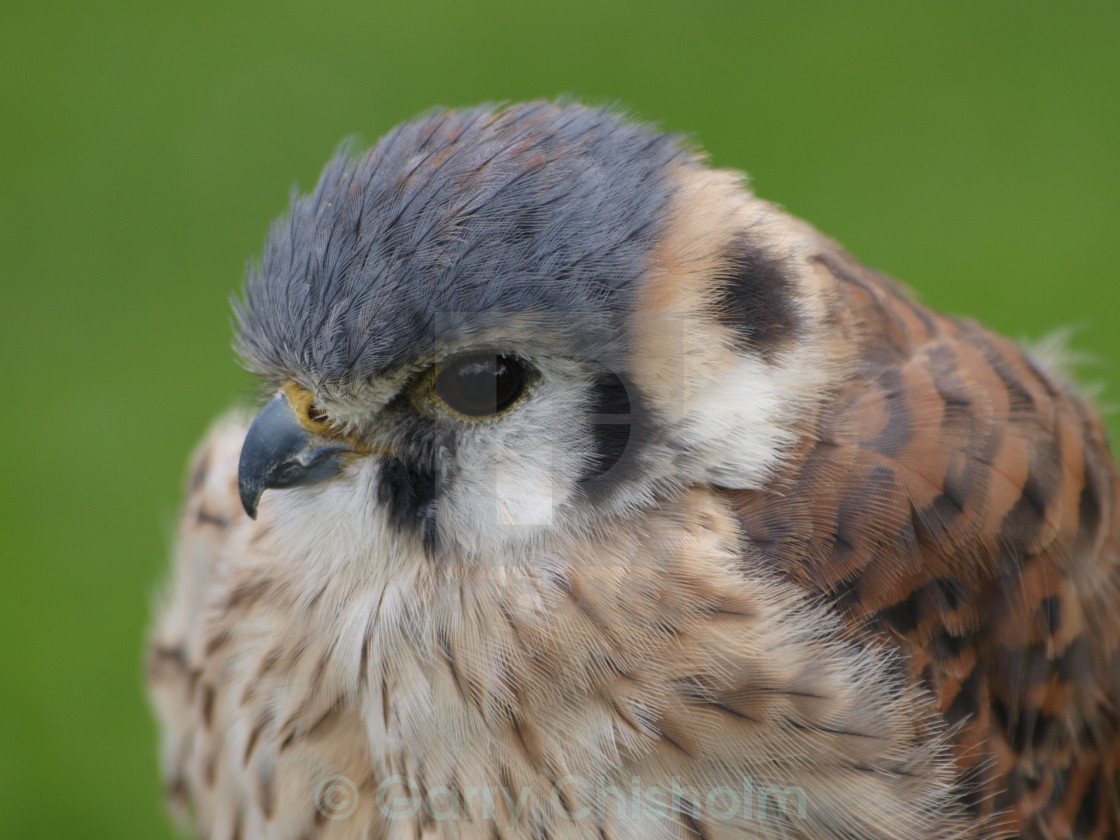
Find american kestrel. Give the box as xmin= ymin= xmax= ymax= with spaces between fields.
xmin=148 ymin=102 xmax=1120 ymax=840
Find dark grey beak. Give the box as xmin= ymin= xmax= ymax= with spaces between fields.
xmin=237 ymin=392 xmax=350 ymax=519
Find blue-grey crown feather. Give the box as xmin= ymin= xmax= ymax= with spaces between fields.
xmin=235 ymin=102 xmax=693 ymax=386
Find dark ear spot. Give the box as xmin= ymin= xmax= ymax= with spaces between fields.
xmin=714 ymin=234 xmax=799 ymax=357
xmin=578 ymin=369 xmax=648 ymax=497
xmin=582 ymin=370 xmax=631 ymax=480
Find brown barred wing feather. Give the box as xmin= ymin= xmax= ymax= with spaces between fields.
xmin=725 ymin=239 xmax=1120 ymax=840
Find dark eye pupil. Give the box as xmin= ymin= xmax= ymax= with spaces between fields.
xmin=434 ymin=353 xmax=527 ymax=417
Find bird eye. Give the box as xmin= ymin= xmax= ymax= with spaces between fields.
xmin=432 ymin=352 xmax=530 ymax=418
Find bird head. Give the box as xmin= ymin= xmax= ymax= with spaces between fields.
xmin=234 ymin=102 xmax=845 ymax=563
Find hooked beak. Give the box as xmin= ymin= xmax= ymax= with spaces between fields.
xmin=237 ymin=391 xmax=351 ymax=519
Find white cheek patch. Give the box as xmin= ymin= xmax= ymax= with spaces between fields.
xmin=493 ymin=461 xmax=560 ymax=527
xmin=635 ymin=312 xmax=834 ymax=491
xmin=435 ymin=362 xmax=592 ymax=555
xmin=675 ymin=351 xmax=805 ymax=488
xmin=444 ymin=448 xmax=568 ymax=546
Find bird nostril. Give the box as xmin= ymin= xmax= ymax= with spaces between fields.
xmin=279 ymin=383 xmax=335 ymax=434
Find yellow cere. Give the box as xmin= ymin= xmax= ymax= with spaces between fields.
xmin=279 ymin=383 xmax=387 ymax=455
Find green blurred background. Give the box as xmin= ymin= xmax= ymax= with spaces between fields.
xmin=1 ymin=1 xmax=1117 ymax=836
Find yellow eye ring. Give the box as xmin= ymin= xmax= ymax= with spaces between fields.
xmin=409 ymin=352 xmax=534 ymax=421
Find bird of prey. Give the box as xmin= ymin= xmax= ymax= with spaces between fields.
xmin=148 ymin=102 xmax=1120 ymax=840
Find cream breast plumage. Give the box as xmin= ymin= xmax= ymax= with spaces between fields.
xmin=148 ymin=101 xmax=1120 ymax=840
